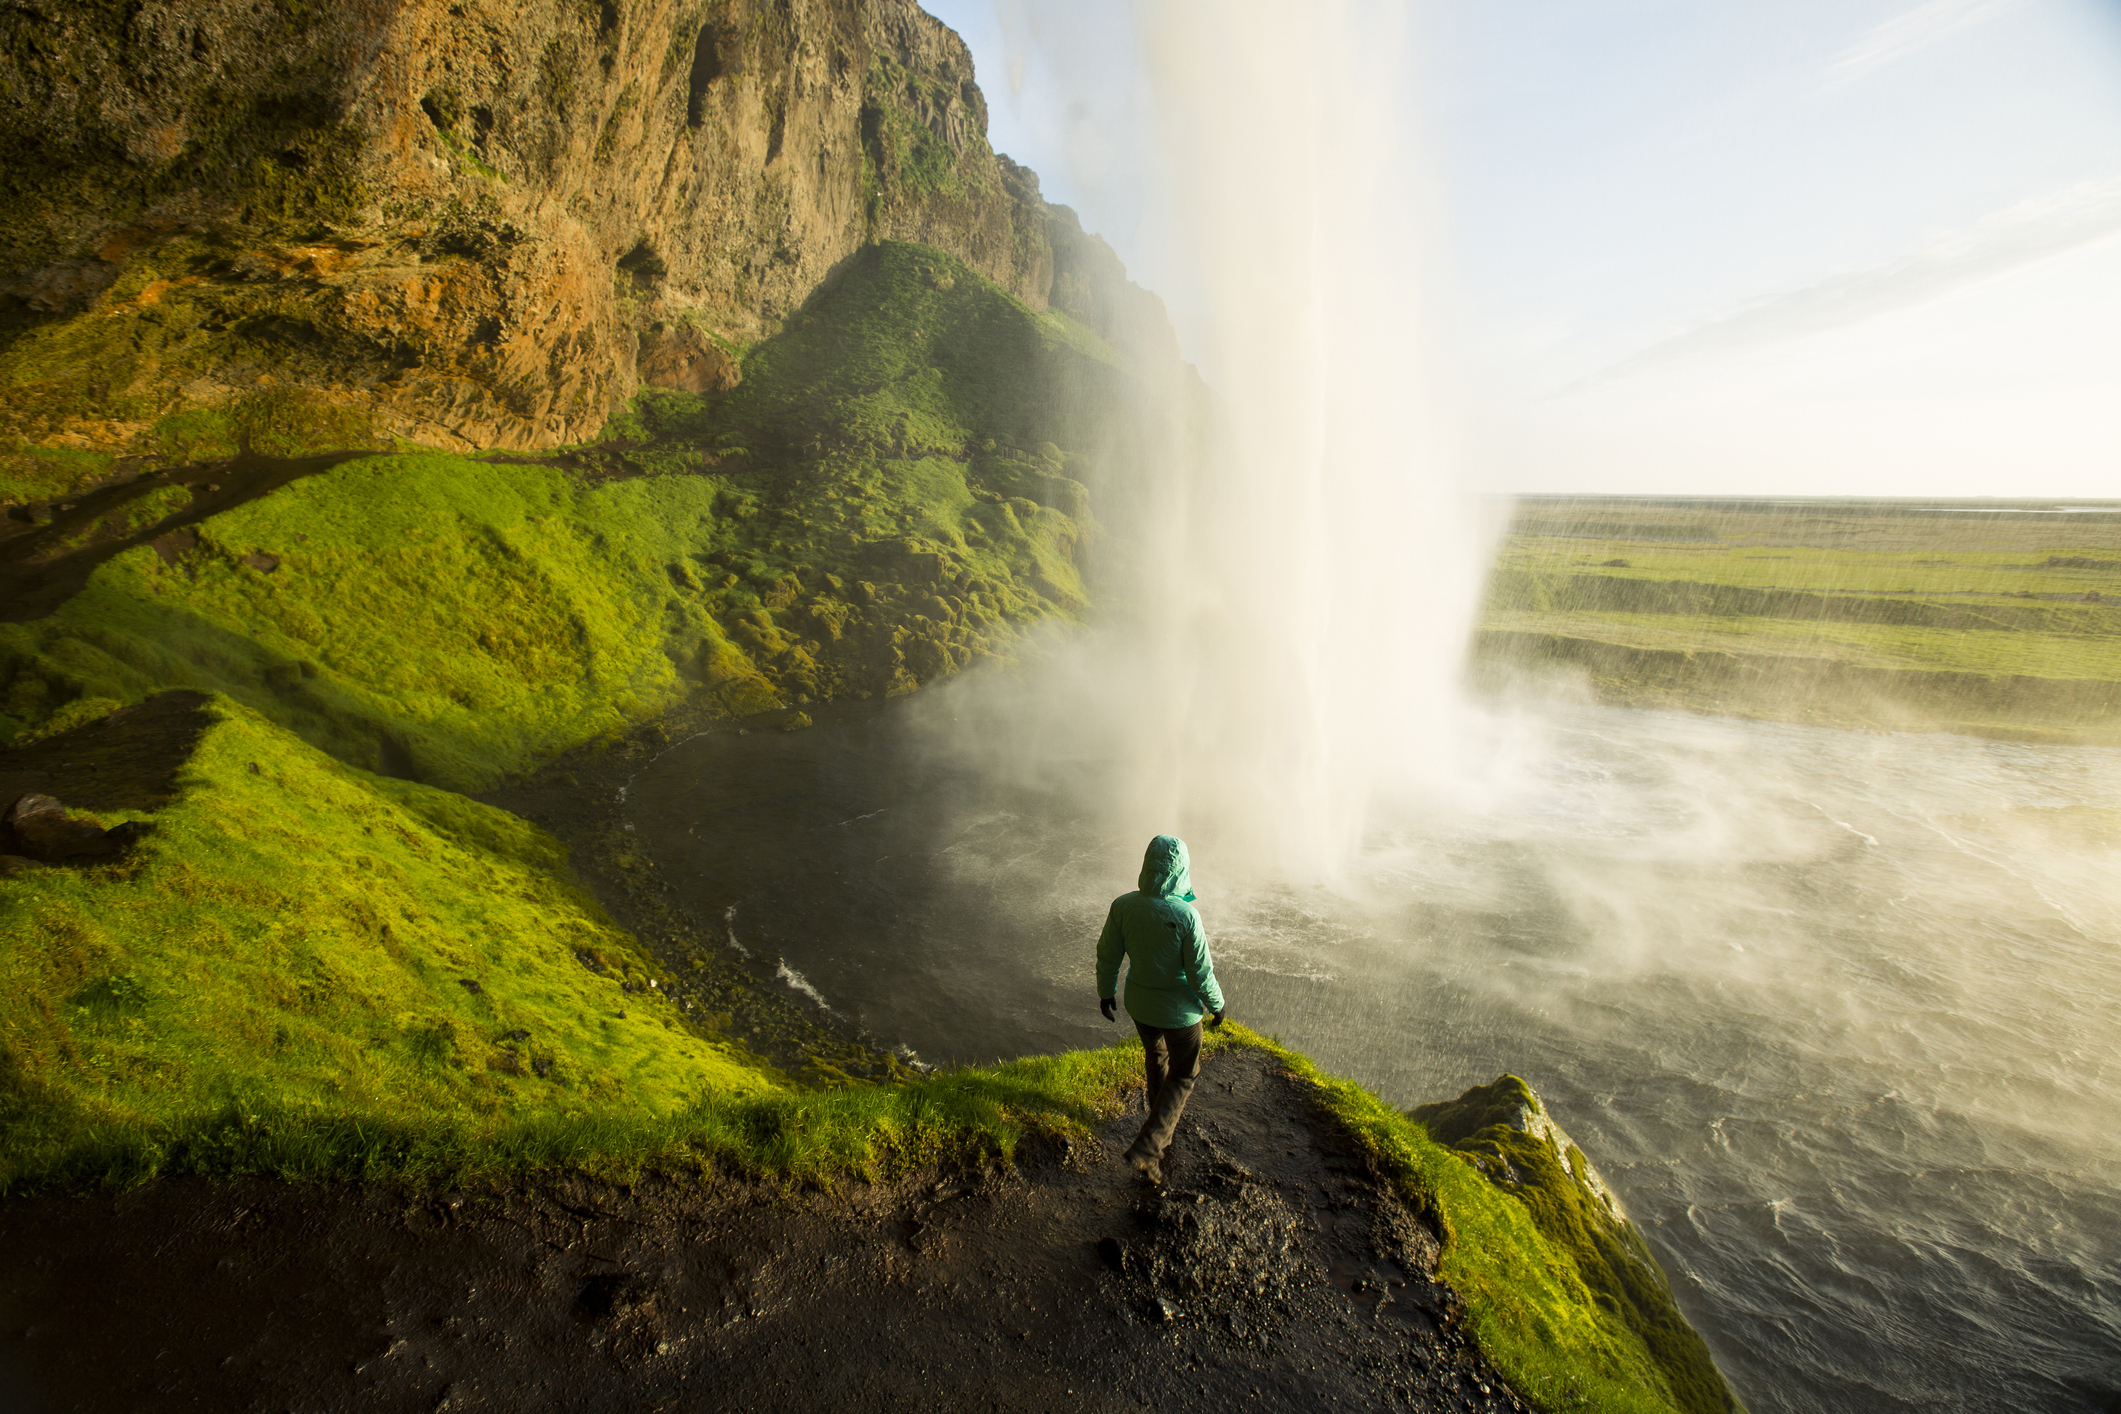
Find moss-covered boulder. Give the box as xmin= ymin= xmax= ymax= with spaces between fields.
xmin=1413 ymin=1076 xmax=1746 ymax=1414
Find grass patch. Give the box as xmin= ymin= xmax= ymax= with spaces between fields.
xmin=0 ymin=697 xmax=773 ymax=1191
xmin=0 ymin=235 xmax=393 ymax=450
xmin=1413 ymin=1076 xmax=1741 ymax=1414
xmin=0 ymin=446 xmax=118 ymax=507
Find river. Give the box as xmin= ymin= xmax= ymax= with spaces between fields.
xmin=621 ymin=683 xmax=2121 ymax=1414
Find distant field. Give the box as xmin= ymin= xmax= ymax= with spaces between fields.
xmin=1473 ymin=499 xmax=2121 ymax=744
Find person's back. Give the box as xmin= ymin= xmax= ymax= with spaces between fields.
xmin=1096 ymin=835 xmax=1225 ymax=1184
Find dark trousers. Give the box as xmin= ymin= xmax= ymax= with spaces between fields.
xmin=1128 ymin=1020 xmax=1203 ymax=1161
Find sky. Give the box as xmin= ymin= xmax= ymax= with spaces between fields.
xmin=919 ymin=0 xmax=2121 ymax=498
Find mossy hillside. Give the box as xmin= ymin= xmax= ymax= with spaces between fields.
xmin=2 ymin=453 xmax=739 ymax=778
xmin=0 ymin=446 xmax=122 ymax=508
xmin=1 ymin=242 xmax=1124 ymax=780
xmin=0 ymin=697 xmax=773 ymax=1193
xmin=1413 ymin=1076 xmax=1743 ymax=1414
xmin=589 ymin=248 xmax=1115 ymax=634
xmin=0 ymin=685 xmax=1146 ymax=1193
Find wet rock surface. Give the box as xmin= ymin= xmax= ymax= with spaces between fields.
xmin=0 ymin=1050 xmax=1530 ymax=1413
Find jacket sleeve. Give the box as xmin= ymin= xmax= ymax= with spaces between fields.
xmin=1181 ymin=905 xmax=1224 ymax=1014
xmin=1095 ymin=899 xmax=1125 ymax=998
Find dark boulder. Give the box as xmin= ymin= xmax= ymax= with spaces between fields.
xmin=2 ymin=793 xmax=148 ymax=863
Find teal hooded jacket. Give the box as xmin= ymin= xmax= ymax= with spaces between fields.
xmin=1096 ymin=835 xmax=1225 ymax=1029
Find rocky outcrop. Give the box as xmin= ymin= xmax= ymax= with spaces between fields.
xmin=1412 ymin=1075 xmax=1746 ymax=1414
xmin=0 ymin=0 xmax=1169 ymax=457
xmin=0 ymin=792 xmax=148 ymax=861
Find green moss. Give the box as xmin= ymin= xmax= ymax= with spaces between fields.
xmin=0 ymin=452 xmax=765 ymax=785
xmin=0 ymin=445 xmax=115 ymax=506
xmin=1412 ymin=1076 xmax=1743 ymax=1414
xmin=0 ymin=697 xmax=769 ymax=1192
xmin=0 ymin=236 xmax=396 ymax=450
xmin=860 ymin=55 xmax=986 ymax=203
xmin=150 ymin=408 xmax=241 ymax=464
xmin=42 ymin=484 xmax=192 ymax=555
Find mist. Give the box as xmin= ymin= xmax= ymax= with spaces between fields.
xmin=903 ymin=0 xmax=1498 ymax=884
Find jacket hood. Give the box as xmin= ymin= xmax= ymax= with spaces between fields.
xmin=1137 ymin=834 xmax=1197 ymax=902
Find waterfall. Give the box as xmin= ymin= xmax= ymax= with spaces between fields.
xmin=959 ymin=0 xmax=1497 ymax=880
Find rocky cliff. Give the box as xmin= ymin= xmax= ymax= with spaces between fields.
xmin=0 ymin=0 xmax=1169 ymax=460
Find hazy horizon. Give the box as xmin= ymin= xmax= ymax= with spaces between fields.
xmin=921 ymin=0 xmax=2121 ymax=500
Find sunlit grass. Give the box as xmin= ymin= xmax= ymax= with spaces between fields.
xmin=0 ymin=699 xmax=772 ymax=1192
xmin=0 ymin=242 xmax=1120 ymax=783
xmin=1484 ymin=608 xmax=2121 ymax=679
xmin=1480 ymin=513 xmax=2121 ymax=743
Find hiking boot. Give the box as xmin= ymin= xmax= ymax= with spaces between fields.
xmin=1125 ymin=1146 xmax=1163 ymax=1186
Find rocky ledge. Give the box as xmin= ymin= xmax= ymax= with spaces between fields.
xmin=0 ymin=1048 xmax=1532 ymax=1414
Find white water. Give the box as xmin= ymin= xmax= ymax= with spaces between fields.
xmin=1003 ymin=0 xmax=1493 ymax=880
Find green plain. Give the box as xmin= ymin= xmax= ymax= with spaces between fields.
xmin=1480 ymin=501 xmax=2121 ymax=738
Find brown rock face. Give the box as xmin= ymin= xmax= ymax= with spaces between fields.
xmin=637 ymin=324 xmax=741 ymax=394
xmin=0 ymin=0 xmax=1165 ymax=454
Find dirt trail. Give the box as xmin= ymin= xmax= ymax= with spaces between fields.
xmin=0 ymin=1049 xmax=1530 ymax=1413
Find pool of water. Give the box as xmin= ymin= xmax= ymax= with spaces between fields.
xmin=621 ymin=685 xmax=2121 ymax=1413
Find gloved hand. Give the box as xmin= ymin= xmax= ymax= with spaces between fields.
xmin=1100 ymin=996 xmax=1118 ymax=1022
xmin=1208 ymin=1009 xmax=1225 ymax=1031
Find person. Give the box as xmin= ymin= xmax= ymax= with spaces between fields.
xmin=1095 ymin=834 xmax=1225 ymax=1185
